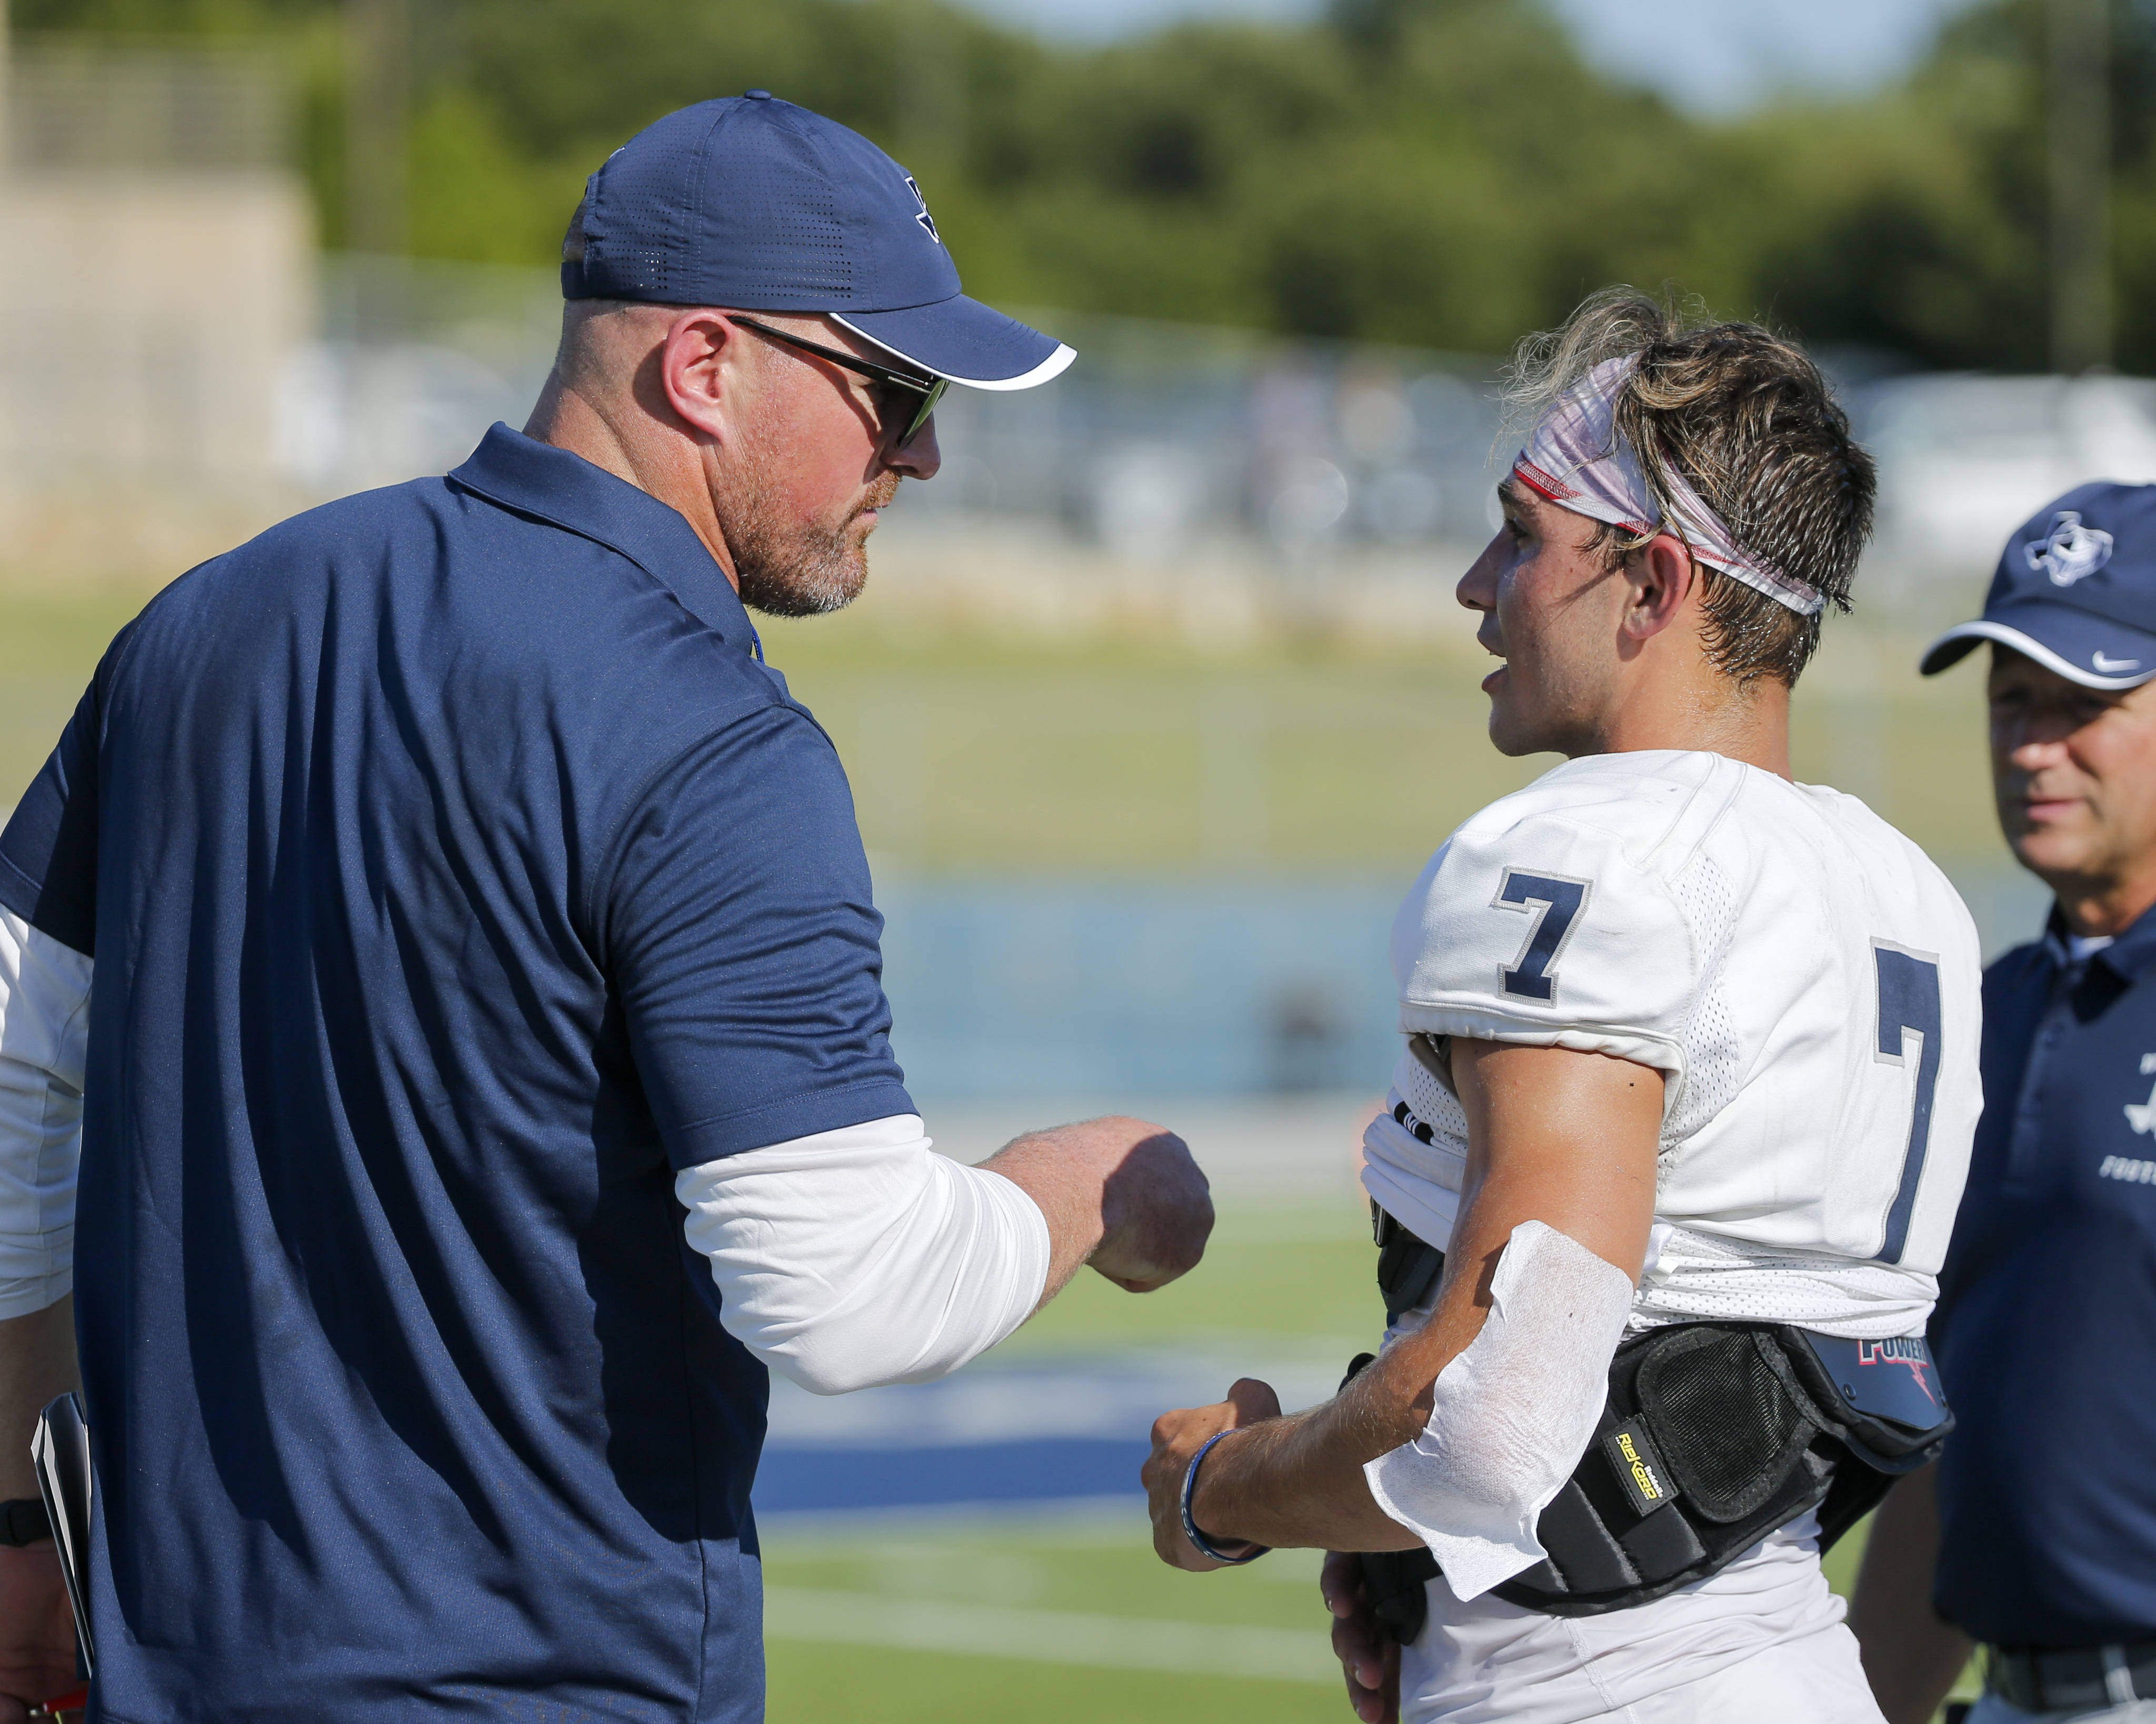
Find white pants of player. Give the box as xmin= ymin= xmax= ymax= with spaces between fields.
xmin=1400 ymin=1512 xmax=1886 ymax=1723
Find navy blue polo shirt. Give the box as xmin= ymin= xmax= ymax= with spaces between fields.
xmin=0 ymin=424 xmax=913 ymax=1721
xmin=1933 ymin=904 xmax=2156 ymax=1648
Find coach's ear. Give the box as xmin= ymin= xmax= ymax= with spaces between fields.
xmin=1620 ymin=532 xmax=1702 ymax=644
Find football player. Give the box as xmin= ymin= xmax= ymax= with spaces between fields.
xmin=1142 ymin=290 xmax=1981 ymax=1723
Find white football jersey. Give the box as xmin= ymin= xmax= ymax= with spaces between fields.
xmin=1362 ymin=749 xmax=1982 ymax=1340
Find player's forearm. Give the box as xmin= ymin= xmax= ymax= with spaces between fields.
xmin=1202 ymin=1175 xmax=1630 ymax=1550
xmin=1190 ymin=1391 xmax=1423 ymax=1553
xmin=1849 ymin=1464 xmax=1971 ymax=1724
xmin=0 ymin=1297 xmax=76 ymax=1500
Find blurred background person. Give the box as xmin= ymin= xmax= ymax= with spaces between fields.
xmin=1852 ymin=484 xmax=2156 ymax=1724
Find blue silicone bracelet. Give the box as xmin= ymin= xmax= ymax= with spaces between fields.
xmin=1180 ymin=1430 xmax=1271 ymax=1565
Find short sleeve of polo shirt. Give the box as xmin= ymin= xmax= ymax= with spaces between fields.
xmin=0 ymin=679 xmax=103 ymax=957
xmin=596 ymin=699 xmax=913 ymax=1167
xmin=1391 ymin=798 xmax=1694 ymax=1079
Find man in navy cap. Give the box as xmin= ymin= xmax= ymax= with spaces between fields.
xmin=1852 ymin=482 xmax=2156 ymax=1722
xmin=0 ymin=96 xmax=1211 ymax=1720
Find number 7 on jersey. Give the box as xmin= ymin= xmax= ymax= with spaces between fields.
xmin=1493 ymin=868 xmax=1592 ymax=1003
xmin=1873 ymin=939 xmax=1943 ymax=1265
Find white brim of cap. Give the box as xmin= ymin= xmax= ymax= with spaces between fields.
xmin=836 ymin=308 xmax=1078 ymax=396
xmin=1919 ymin=619 xmax=2156 ymax=690
xmin=950 ymin=341 xmax=1076 ymax=390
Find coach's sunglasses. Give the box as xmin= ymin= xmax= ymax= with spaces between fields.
xmin=730 ymin=316 xmax=948 ymax=450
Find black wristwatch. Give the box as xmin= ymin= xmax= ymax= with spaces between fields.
xmin=0 ymin=1498 xmax=50 ymax=1546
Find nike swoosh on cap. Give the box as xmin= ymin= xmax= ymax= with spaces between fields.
xmin=2094 ymin=652 xmax=2143 ymax=673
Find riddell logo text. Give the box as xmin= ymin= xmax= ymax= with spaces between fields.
xmin=1616 ymin=1432 xmax=1664 ymax=1502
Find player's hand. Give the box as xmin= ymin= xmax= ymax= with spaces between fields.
xmin=1142 ymin=1377 xmax=1282 ymax=1571
xmin=1323 ymin=1549 xmax=1400 ymax=1723
xmin=0 ymin=1543 xmax=81 ymax=1723
xmin=1087 ymin=1121 xmax=1212 ymax=1292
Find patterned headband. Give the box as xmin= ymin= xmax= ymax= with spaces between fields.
xmin=1509 ymin=356 xmax=1823 ymax=617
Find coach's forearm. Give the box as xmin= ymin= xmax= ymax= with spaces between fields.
xmin=682 ymin=1112 xmax=1209 ymax=1396
xmin=0 ymin=1298 xmax=76 ymax=1499
xmin=1849 ymin=1464 xmax=1971 ymax=1724
xmin=683 ymin=1120 xmax=1052 ymax=1394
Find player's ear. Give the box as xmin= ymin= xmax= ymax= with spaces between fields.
xmin=1621 ymin=533 xmax=1699 ymax=643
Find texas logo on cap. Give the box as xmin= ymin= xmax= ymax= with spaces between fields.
xmin=2024 ymin=510 xmax=2115 ymax=587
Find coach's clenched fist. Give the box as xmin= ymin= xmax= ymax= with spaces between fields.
xmin=1089 ymin=1119 xmax=1214 ymax=1290
xmin=983 ymin=1116 xmax=1214 ymax=1300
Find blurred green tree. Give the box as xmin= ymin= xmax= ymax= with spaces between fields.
xmin=13 ymin=0 xmax=2156 ymax=370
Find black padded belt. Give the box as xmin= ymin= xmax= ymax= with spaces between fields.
xmin=1491 ymin=1319 xmax=1950 ymax=1616
xmin=1348 ymin=1211 xmax=1952 ymax=1635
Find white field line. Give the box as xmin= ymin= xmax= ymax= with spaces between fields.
xmin=763 ymin=1586 xmax=1336 ymax=1685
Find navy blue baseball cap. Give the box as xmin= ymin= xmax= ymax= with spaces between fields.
xmin=1920 ymin=482 xmax=2156 ymax=689
xmin=562 ymin=92 xmax=1073 ymax=390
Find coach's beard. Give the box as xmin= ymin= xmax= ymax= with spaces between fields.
xmin=730 ymin=468 xmax=900 ymax=619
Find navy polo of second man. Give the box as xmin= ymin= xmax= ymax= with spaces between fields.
xmin=1853 ymin=482 xmax=2156 ymax=1723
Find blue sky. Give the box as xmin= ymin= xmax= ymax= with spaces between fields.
xmin=955 ymin=0 xmax=1981 ymax=117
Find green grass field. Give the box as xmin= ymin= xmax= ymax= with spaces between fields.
xmin=760 ymin=1520 xmax=1929 ymax=1723
xmin=762 ymin=1515 xmax=1980 ymax=1723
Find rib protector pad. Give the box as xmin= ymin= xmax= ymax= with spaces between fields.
xmin=1494 ymin=1320 xmax=1950 ymax=1616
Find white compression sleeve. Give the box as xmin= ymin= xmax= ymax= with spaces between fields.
xmin=677 ymin=1115 xmax=1051 ymax=1396
xmin=1364 ymin=1219 xmax=1635 ymax=1601
xmin=0 ymin=909 xmax=89 ymax=1319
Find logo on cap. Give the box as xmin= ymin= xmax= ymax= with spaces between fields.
xmin=2024 ymin=511 xmax=2115 ymax=587
xmin=904 ymin=175 xmax=942 ymax=246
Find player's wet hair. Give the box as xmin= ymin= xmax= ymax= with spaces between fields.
xmin=1505 ymin=287 xmax=1876 ymax=689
